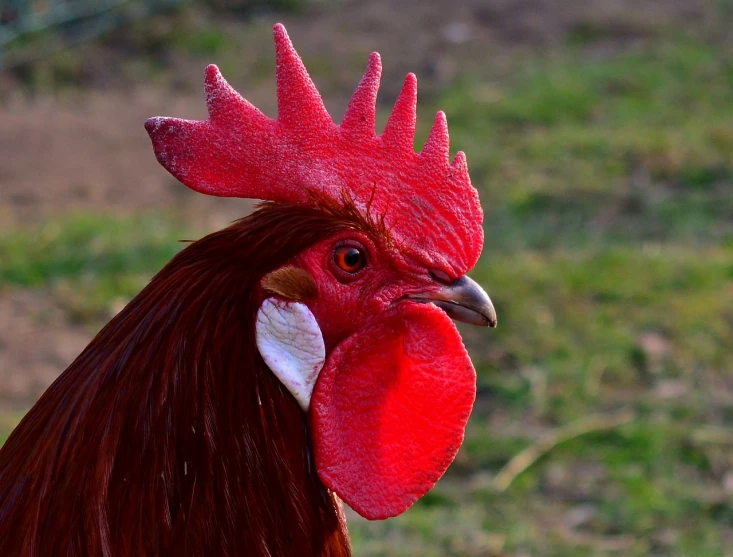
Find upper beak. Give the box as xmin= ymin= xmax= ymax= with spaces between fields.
xmin=407 ymin=276 xmax=497 ymax=328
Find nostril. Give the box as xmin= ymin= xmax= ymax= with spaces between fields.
xmin=429 ymin=269 xmax=456 ymax=285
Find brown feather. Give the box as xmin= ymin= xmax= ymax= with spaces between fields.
xmin=262 ymin=266 xmax=318 ymax=302
xmin=0 ymin=196 xmax=378 ymax=556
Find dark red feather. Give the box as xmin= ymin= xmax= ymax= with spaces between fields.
xmin=0 ymin=200 xmax=367 ymax=556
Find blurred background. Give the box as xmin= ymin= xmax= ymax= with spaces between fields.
xmin=1 ymin=0 xmax=732 ymax=555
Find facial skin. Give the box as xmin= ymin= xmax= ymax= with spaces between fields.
xmin=287 ymin=230 xmax=423 ymax=351
xmin=285 ymin=228 xmax=496 ymax=353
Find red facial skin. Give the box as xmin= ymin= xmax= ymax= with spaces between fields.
xmin=292 ymin=230 xmax=429 ymax=351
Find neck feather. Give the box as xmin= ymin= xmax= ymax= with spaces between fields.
xmin=0 ymin=203 xmax=358 ymax=557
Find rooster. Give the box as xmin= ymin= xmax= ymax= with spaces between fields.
xmin=0 ymin=24 xmax=496 ymax=556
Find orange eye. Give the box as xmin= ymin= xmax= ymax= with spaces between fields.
xmin=334 ymin=245 xmax=366 ymax=274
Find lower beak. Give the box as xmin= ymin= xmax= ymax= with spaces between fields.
xmin=407 ymin=276 xmax=497 ymax=328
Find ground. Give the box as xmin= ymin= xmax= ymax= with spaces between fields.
xmin=1 ymin=0 xmax=732 ymax=555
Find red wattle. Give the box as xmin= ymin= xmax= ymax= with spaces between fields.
xmin=310 ymin=302 xmax=476 ymax=520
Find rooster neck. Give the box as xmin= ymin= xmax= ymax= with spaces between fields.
xmin=0 ymin=204 xmax=357 ymax=557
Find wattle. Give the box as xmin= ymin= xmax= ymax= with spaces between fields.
xmin=310 ymin=302 xmax=476 ymax=520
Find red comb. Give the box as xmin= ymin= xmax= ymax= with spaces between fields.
xmin=146 ymin=23 xmax=483 ymax=274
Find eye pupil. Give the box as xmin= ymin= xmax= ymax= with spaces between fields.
xmin=344 ymin=249 xmax=360 ymax=267
xmin=334 ymin=246 xmax=365 ymax=273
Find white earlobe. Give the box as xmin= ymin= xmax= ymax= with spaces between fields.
xmin=255 ymin=297 xmax=326 ymax=412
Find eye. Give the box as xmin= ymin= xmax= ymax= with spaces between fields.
xmin=333 ymin=245 xmax=367 ymax=274
xmin=430 ymin=268 xmax=456 ymax=285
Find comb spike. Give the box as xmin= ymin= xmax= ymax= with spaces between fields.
xmin=205 ymin=65 xmax=268 ymax=124
xmin=420 ymin=111 xmax=450 ymax=163
xmin=451 ymin=150 xmax=468 ymax=173
xmin=147 ymin=23 xmax=484 ymax=276
xmin=382 ymin=73 xmax=417 ymax=152
xmin=273 ymin=23 xmax=332 ymax=129
xmin=340 ymin=52 xmax=382 ymax=135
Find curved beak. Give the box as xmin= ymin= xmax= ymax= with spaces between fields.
xmin=407 ymin=276 xmax=497 ymax=328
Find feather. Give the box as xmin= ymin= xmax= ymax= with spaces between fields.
xmin=0 ymin=201 xmax=367 ymax=556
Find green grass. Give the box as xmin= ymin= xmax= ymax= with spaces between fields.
xmin=437 ymin=38 xmax=733 ymax=251
xmin=0 ymin=214 xmax=190 ymax=323
xmin=2 ymin=29 xmax=732 ymax=557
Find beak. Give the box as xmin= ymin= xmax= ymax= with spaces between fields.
xmin=407 ymin=276 xmax=497 ymax=328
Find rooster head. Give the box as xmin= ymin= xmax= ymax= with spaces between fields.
xmin=146 ymin=23 xmax=495 ymax=521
